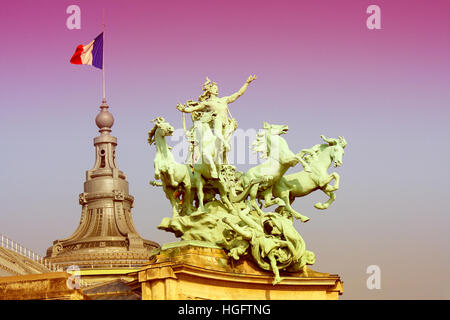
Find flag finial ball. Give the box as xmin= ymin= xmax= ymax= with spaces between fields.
xmin=95 ymin=101 xmax=114 ymax=130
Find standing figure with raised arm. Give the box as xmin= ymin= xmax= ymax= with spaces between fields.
xmin=177 ymin=75 xmax=257 ymax=166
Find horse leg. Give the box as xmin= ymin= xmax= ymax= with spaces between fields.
xmin=249 ymin=184 xmax=265 ymax=216
xmin=163 ymin=185 xmax=179 ymax=218
xmin=217 ymin=183 xmax=235 ymax=213
xmin=202 ymin=151 xmax=218 ymax=178
xmin=314 ymin=185 xmax=337 ymax=210
xmin=166 ymin=167 xmax=178 ymax=187
xmin=182 ymin=175 xmax=194 ymax=215
xmin=279 ymin=192 xmax=310 ymax=223
xmin=185 ymin=188 xmax=195 ymax=215
xmin=194 ymin=176 xmax=206 ymax=213
xmin=318 ymin=172 xmax=340 ymax=191
xmin=262 ymin=188 xmax=286 ymax=208
xmin=328 ymin=172 xmax=340 ymax=191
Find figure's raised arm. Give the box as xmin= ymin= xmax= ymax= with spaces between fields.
xmin=226 ymin=75 xmax=257 ymax=104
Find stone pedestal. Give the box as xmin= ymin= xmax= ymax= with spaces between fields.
xmin=138 ymin=241 xmax=343 ymax=300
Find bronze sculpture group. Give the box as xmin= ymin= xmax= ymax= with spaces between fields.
xmin=148 ymin=76 xmax=346 ymax=284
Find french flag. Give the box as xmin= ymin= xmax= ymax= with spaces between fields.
xmin=70 ymin=33 xmax=103 ymax=69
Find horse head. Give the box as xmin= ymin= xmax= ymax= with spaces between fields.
xmin=263 ymin=122 xmax=289 ymax=136
xmin=320 ymin=135 xmax=347 ymax=167
xmin=253 ymin=122 xmax=290 ymax=159
xmin=148 ymin=117 xmax=174 ymax=145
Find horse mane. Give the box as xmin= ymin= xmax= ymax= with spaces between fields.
xmin=148 ymin=124 xmax=158 ymax=145
xmin=303 ymin=144 xmax=329 ymax=164
xmin=148 ymin=117 xmax=164 ymax=145
xmin=251 ymin=129 xmax=269 ymax=159
xmin=303 ymin=135 xmax=346 ymax=164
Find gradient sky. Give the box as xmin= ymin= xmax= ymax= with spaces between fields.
xmin=0 ymin=0 xmax=449 ymax=299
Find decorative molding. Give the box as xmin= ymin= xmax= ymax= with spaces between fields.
xmin=113 ymin=190 xmax=125 ymax=201
xmin=78 ymin=193 xmax=88 ymax=205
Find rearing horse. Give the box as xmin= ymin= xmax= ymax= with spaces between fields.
xmin=230 ymin=122 xmax=310 ymax=216
xmin=148 ymin=117 xmax=194 ymax=217
xmin=271 ymin=135 xmax=347 ymax=222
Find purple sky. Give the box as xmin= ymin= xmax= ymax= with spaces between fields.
xmin=0 ymin=0 xmax=449 ymax=299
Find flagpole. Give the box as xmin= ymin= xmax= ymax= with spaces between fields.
xmin=102 ymin=9 xmax=106 ymax=102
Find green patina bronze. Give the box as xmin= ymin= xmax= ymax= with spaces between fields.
xmin=148 ymin=76 xmax=347 ymax=285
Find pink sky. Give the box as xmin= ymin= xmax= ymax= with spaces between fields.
xmin=0 ymin=0 xmax=449 ymax=299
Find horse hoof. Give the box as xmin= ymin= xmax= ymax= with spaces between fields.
xmin=314 ymin=203 xmax=326 ymax=210
xmin=301 ymin=217 xmax=310 ymax=223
